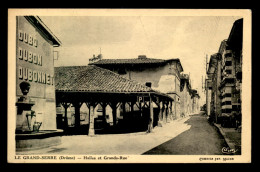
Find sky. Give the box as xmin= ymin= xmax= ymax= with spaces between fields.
xmin=40 ymin=15 xmax=242 ymax=104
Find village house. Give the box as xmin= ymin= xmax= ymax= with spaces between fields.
xmin=206 ymin=18 xmax=243 ymax=128
xmin=180 ymin=74 xmax=191 ymax=117
xmin=89 ymin=55 xmax=184 ymax=120
xmin=205 ymin=77 xmax=212 ymax=117
xmin=219 ymin=18 xmax=243 ymax=127
xmin=207 ymin=52 xmax=222 ymax=123
xmin=180 ymin=73 xmax=201 ymax=118
xmin=191 ymin=89 xmax=200 ymax=114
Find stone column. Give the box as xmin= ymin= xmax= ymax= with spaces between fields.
xmin=62 ymin=103 xmax=69 ymax=128
xmin=139 ymin=102 xmax=142 ymax=117
xmin=147 ymin=96 xmax=154 ymax=132
xmin=130 ymin=102 xmax=134 ymax=114
xmin=102 ymin=103 xmax=106 ymax=123
xmin=88 ymin=104 xmax=95 ymax=136
xmin=165 ymin=102 xmax=169 ymax=123
xmin=112 ymin=102 xmax=117 ymax=127
xmin=167 ymin=102 xmax=171 ymax=121
xmin=170 ymin=101 xmax=173 ymax=121
xmin=73 ymin=102 xmax=81 ymax=128
xmin=158 ymin=101 xmax=163 ymax=127
xmin=163 ymin=103 xmax=166 ymax=123
xmin=122 ymin=102 xmax=126 ymax=119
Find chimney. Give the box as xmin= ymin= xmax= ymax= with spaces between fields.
xmin=138 ymin=55 xmax=147 ymax=59
xmin=145 ymin=82 xmax=152 ymax=88
xmin=89 ymin=54 xmax=102 ymax=64
xmin=97 ymin=54 xmax=103 ymax=59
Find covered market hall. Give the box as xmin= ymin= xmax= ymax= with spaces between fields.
xmin=55 ymin=65 xmax=175 ymax=135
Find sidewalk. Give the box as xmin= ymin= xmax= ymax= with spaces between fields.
xmin=214 ymin=123 xmax=241 ymax=155
xmin=17 ymin=117 xmax=191 ymax=155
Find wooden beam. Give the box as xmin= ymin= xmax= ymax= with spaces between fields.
xmin=154 ymin=100 xmax=160 ymax=108
xmin=135 ymin=102 xmax=140 ymax=109
xmin=143 ymin=101 xmax=149 ymax=108
xmin=126 ymin=102 xmax=131 ymax=107
xmin=116 ymin=102 xmax=121 ymax=109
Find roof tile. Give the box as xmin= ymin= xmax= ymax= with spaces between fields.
xmin=54 ymin=65 xmax=154 ymax=93
xmin=90 ymin=58 xmax=166 ymax=65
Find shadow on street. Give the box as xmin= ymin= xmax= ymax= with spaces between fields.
xmin=143 ymin=113 xmax=229 ymax=155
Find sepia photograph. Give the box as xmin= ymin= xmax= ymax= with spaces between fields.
xmin=7 ymin=9 xmax=251 ymax=163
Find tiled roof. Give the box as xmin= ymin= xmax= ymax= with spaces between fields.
xmin=54 ymin=65 xmax=155 ymax=93
xmin=90 ymin=57 xmax=183 ymax=72
xmin=90 ymin=58 xmax=166 ymax=65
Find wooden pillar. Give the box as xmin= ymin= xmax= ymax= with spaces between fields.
xmin=61 ymin=103 xmax=70 ymax=128
xmin=168 ymin=101 xmax=171 ymax=121
xmin=102 ymin=102 xmax=107 ymax=123
xmin=159 ymin=101 xmax=163 ymax=121
xmin=175 ymin=96 xmax=177 ymax=119
xmin=139 ymin=102 xmax=142 ymax=117
xmin=64 ymin=104 xmax=68 ymax=128
xmin=130 ymin=101 xmax=134 ymax=113
xmin=111 ymin=102 xmax=117 ymax=127
xmin=158 ymin=101 xmax=163 ymax=127
xmin=163 ymin=102 xmax=166 ymax=123
xmin=147 ymin=95 xmax=154 ymax=133
xmin=170 ymin=101 xmax=173 ymax=121
xmin=73 ymin=102 xmax=82 ymax=128
xmin=165 ymin=102 xmax=169 ymax=123
xmin=122 ymin=102 xmax=126 ymax=119
xmin=88 ymin=103 xmax=96 ymax=136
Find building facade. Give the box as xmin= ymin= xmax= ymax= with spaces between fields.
xmin=191 ymin=90 xmax=200 ymax=114
xmin=16 ymin=16 xmax=61 ymax=131
xmin=205 ymin=18 xmax=243 ymax=127
xmin=90 ymin=55 xmax=184 ymax=120
xmin=207 ymin=53 xmax=222 ymax=123
xmin=180 ymin=74 xmax=192 ymax=116
xmin=205 ymin=79 xmax=212 ymax=116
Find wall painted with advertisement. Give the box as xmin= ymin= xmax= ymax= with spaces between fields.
xmin=16 ymin=16 xmax=60 ymax=130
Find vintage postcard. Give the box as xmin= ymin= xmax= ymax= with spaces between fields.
xmin=8 ymin=9 xmax=251 ymax=163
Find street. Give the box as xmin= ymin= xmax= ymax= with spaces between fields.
xmin=143 ymin=112 xmax=228 ymax=155
xmin=17 ymin=112 xmax=228 ymax=155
